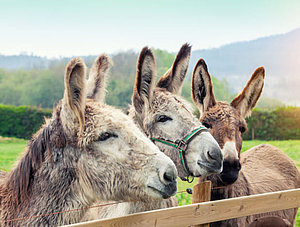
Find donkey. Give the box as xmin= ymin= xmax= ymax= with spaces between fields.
xmin=0 ymin=57 xmax=178 ymax=226
xmin=83 ymin=44 xmax=223 ymax=220
xmin=191 ymin=58 xmax=300 ymax=226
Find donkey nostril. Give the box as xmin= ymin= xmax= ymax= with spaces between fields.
xmin=207 ymin=150 xmax=218 ymax=160
xmin=163 ymin=171 xmax=175 ymax=183
xmin=207 ymin=146 xmax=222 ymax=162
xmin=207 ymin=151 xmax=214 ymax=160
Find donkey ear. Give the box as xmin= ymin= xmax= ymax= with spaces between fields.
xmin=156 ymin=43 xmax=191 ymax=94
xmin=192 ymin=58 xmax=216 ymax=116
xmin=231 ymin=67 xmax=265 ymax=118
xmin=87 ymin=54 xmax=113 ymax=103
xmin=62 ymin=57 xmax=87 ymax=133
xmin=132 ymin=47 xmax=156 ymax=115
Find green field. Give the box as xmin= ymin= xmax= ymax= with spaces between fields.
xmin=0 ymin=138 xmax=299 ymax=225
xmin=0 ymin=137 xmax=27 ymax=171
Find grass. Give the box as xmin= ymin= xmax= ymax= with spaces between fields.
xmin=0 ymin=138 xmax=299 ymax=225
xmin=0 ymin=137 xmax=27 ymax=171
xmin=176 ymin=178 xmax=197 ymax=206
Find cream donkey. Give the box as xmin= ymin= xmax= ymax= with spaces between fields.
xmin=0 ymin=57 xmax=178 ymax=226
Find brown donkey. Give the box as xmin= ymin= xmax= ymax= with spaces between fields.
xmin=0 ymin=57 xmax=178 ymax=226
xmin=84 ymin=45 xmax=223 ymax=220
xmin=192 ymin=59 xmax=300 ymax=226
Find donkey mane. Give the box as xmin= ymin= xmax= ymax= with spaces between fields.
xmin=5 ymin=104 xmax=66 ymax=206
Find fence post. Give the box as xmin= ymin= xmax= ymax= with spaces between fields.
xmin=191 ymin=180 xmax=212 ymax=227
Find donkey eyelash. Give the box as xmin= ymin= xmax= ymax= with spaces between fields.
xmin=156 ymin=115 xmax=173 ymax=123
xmin=98 ymin=132 xmax=118 ymax=141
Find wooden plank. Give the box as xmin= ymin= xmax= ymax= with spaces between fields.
xmin=63 ymin=188 xmax=300 ymax=227
xmin=192 ymin=180 xmax=211 ymax=203
xmin=192 ymin=180 xmax=211 ymax=227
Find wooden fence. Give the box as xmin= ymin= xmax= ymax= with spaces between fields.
xmin=64 ymin=188 xmax=300 ymax=227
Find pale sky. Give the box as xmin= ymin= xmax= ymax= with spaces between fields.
xmin=0 ymin=0 xmax=300 ymax=57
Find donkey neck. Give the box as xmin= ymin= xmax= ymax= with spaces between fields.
xmin=2 ymin=147 xmax=92 ymax=226
xmin=1 ymin=115 xmax=94 ymax=226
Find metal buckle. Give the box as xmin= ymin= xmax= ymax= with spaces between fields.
xmin=177 ymin=140 xmax=188 ymax=151
xmin=187 ymin=176 xmax=194 ymax=183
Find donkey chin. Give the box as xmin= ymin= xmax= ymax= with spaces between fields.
xmin=147 ymin=181 xmax=177 ymax=199
xmin=144 ymin=156 xmax=178 ymax=200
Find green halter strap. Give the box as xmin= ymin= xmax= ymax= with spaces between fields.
xmin=152 ymin=127 xmax=208 ymax=183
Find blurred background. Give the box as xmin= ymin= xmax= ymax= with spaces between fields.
xmin=1 ymin=0 xmax=300 ymax=140
xmin=1 ymin=0 xmax=300 ymax=108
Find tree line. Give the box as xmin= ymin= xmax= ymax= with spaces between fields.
xmin=0 ymin=48 xmax=297 ymax=140
xmin=0 ymin=49 xmax=233 ymax=108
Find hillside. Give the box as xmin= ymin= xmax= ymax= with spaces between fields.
xmin=190 ymin=28 xmax=300 ymax=105
xmin=0 ymin=28 xmax=299 ymax=106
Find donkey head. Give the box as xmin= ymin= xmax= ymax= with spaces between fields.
xmin=130 ymin=45 xmax=223 ymax=180
xmin=192 ymin=58 xmax=265 ymax=185
xmin=61 ymin=57 xmax=177 ymax=202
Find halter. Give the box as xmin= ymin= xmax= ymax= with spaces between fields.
xmin=151 ymin=127 xmax=208 ymax=183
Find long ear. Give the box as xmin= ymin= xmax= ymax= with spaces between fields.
xmin=231 ymin=67 xmax=265 ymax=118
xmin=62 ymin=58 xmax=87 ymax=133
xmin=156 ymin=43 xmax=191 ymax=94
xmin=192 ymin=58 xmax=216 ymax=116
xmin=87 ymin=54 xmax=113 ymax=102
xmin=132 ymin=47 xmax=156 ymax=115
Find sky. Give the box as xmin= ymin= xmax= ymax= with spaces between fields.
xmin=0 ymin=0 xmax=300 ymax=57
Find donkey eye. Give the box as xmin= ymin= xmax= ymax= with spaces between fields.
xmin=157 ymin=115 xmax=173 ymax=123
xmin=239 ymin=126 xmax=246 ymax=133
xmin=98 ymin=132 xmax=118 ymax=141
xmin=203 ymin=122 xmax=212 ymax=129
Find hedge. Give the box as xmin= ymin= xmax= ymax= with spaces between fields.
xmin=0 ymin=104 xmax=299 ymax=140
xmin=0 ymin=104 xmax=52 ymax=139
xmin=243 ymin=107 xmax=300 ymax=140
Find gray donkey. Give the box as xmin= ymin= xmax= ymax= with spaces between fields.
xmin=84 ymin=45 xmax=223 ymax=220
xmin=192 ymin=58 xmax=300 ymax=226
xmin=0 ymin=57 xmax=178 ymax=226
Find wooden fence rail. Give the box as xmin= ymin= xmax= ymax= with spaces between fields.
xmin=63 ymin=188 xmax=300 ymax=227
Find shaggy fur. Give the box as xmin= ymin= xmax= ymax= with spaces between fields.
xmin=0 ymin=58 xmax=177 ymax=226
xmin=84 ymin=45 xmax=223 ymax=221
xmin=192 ymin=58 xmax=300 ymax=226
xmin=248 ymin=216 xmax=292 ymax=227
xmin=209 ymin=145 xmax=300 ymax=226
